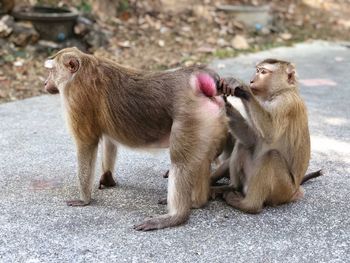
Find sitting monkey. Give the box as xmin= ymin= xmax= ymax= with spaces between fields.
xmin=211 ymin=59 xmax=322 ymax=213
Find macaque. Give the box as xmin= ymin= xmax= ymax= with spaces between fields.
xmin=44 ymin=47 xmax=228 ymax=230
xmin=212 ymin=59 xmax=321 ymax=213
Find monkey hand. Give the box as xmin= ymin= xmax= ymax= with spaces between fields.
xmin=219 ymin=77 xmax=245 ymax=96
xmin=234 ymin=86 xmax=251 ymax=101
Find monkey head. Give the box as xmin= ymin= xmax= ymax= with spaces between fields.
xmin=44 ymin=47 xmax=82 ymax=94
xmin=250 ymin=59 xmax=297 ymax=97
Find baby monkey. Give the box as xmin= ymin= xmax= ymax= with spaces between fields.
xmin=212 ymin=59 xmax=321 ymax=213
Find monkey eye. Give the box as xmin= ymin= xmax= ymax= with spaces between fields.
xmin=257 ymin=67 xmax=271 ymax=75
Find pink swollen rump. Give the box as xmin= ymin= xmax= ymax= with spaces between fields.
xmin=197 ymin=74 xmax=216 ymax=97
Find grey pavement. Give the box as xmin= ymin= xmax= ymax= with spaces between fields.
xmin=0 ymin=41 xmax=349 ymax=262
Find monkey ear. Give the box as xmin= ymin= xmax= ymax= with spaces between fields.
xmin=64 ymin=57 xmax=80 ymax=73
xmin=286 ymin=64 xmax=296 ymax=85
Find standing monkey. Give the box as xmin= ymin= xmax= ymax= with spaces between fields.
xmin=44 ymin=47 xmax=228 ymax=230
xmin=212 ymin=59 xmax=321 ymax=213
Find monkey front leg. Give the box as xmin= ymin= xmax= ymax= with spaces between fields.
xmin=242 ymin=95 xmax=276 ymax=141
xmin=225 ymin=101 xmax=257 ymax=148
xmin=67 ymin=142 xmax=98 ymax=206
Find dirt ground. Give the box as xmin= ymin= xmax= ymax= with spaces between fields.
xmin=0 ymin=0 xmax=349 ymax=104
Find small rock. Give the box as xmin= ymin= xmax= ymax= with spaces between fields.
xmin=217 ymin=38 xmax=228 ymax=47
xmin=181 ymin=26 xmax=191 ymax=32
xmin=117 ymin=41 xmax=131 ymax=48
xmin=280 ymin=32 xmax=292 ymax=40
xmin=13 ymin=60 xmax=24 ymax=67
xmin=158 ymin=39 xmax=165 ymax=47
xmin=184 ymin=60 xmax=194 ymax=67
xmin=0 ymin=15 xmax=14 ymax=38
xmin=231 ymin=35 xmax=249 ymax=50
xmin=192 ymin=5 xmax=212 ymax=21
xmin=232 ymin=20 xmax=244 ymax=30
xmin=196 ymin=46 xmax=215 ymax=53
xmin=37 ymin=40 xmax=60 ymax=49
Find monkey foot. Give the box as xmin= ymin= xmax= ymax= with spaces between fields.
xmin=158 ymin=198 xmax=167 ymax=205
xmin=66 ymin=200 xmax=89 ymax=206
xmin=98 ymin=171 xmax=117 ymax=189
xmin=210 ymin=185 xmax=235 ymax=200
xmin=134 ymin=214 xmax=187 ymax=231
xmin=223 ymin=191 xmax=243 ymax=202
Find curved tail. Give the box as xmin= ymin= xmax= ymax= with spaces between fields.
xmin=301 ymin=170 xmax=323 ymax=185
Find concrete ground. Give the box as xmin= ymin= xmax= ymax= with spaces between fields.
xmin=0 ymin=41 xmax=349 ymax=262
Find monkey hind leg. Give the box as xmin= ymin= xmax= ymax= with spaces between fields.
xmin=262 ymin=150 xmax=297 ymax=206
xmin=191 ymin=161 xmax=211 ymax=208
xmin=99 ymin=136 xmax=118 ymax=189
xmin=134 ymin=165 xmax=192 ymax=231
xmin=224 ymin=150 xmax=288 ymax=214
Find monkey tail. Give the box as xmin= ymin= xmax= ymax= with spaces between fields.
xmin=301 ymin=170 xmax=323 ymax=185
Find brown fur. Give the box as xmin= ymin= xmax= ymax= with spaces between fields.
xmin=44 ymin=47 xmax=228 ymax=230
xmin=212 ymin=59 xmax=312 ymax=213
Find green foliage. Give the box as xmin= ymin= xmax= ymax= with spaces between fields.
xmin=78 ymin=0 xmax=92 ymax=13
xmin=118 ymin=0 xmax=130 ymax=13
xmin=213 ymin=49 xmax=236 ymax=59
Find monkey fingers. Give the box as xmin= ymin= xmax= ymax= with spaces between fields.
xmin=134 ymin=214 xmax=187 ymax=231
xmin=222 ymin=77 xmax=245 ymax=96
xmin=217 ymin=79 xmax=226 ymax=94
xmin=66 ymin=200 xmax=90 ymax=206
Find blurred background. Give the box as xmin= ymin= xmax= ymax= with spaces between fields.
xmin=0 ymin=0 xmax=349 ymax=104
